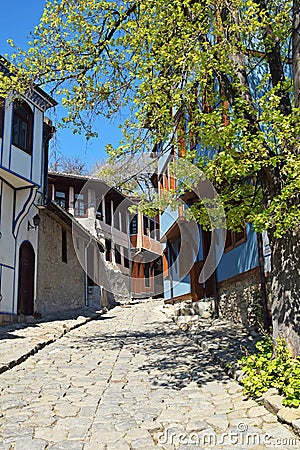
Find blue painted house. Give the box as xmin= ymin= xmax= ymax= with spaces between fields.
xmin=152 ymin=139 xmax=270 ymax=327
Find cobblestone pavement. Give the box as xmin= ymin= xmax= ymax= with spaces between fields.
xmin=0 ymin=307 xmax=102 ymax=374
xmin=0 ymin=301 xmax=299 ymax=450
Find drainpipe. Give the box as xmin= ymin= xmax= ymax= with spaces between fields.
xmin=256 ymin=232 xmax=271 ymax=331
xmin=84 ymin=237 xmax=93 ymax=307
xmin=127 ymin=225 xmax=133 ymax=300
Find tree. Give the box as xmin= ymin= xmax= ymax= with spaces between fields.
xmin=3 ymin=0 xmax=300 ymax=355
xmin=91 ymin=153 xmax=156 ymax=199
xmin=49 ymin=147 xmax=87 ymax=175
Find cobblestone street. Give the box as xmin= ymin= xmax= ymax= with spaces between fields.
xmin=0 ymin=301 xmax=299 ymax=449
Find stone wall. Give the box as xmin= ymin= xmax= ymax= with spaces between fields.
xmin=36 ymin=210 xmax=86 ymax=316
xmin=99 ymin=260 xmax=131 ymax=305
xmin=217 ymin=268 xmax=264 ymax=329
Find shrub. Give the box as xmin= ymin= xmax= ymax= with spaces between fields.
xmin=239 ymin=337 xmax=300 ymax=408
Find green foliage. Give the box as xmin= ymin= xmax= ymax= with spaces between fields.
xmin=1 ymin=0 xmax=300 ymax=237
xmin=239 ymin=338 xmax=300 ymax=407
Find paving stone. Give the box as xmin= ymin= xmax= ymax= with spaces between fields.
xmin=277 ymin=407 xmax=300 ymax=424
xmin=262 ymin=394 xmax=284 ymax=414
xmin=262 ymin=412 xmax=279 ymax=424
xmin=114 ymin=419 xmax=137 ymax=432
xmin=292 ymin=418 xmax=300 ymax=435
xmin=67 ymin=427 xmax=88 ymax=440
xmin=124 ymin=426 xmax=152 ymax=443
xmin=130 ymin=437 xmax=157 ymax=449
xmin=0 ymin=444 xmax=11 ymax=450
xmin=227 ymin=383 xmax=244 ymax=395
xmin=47 ymin=442 xmax=85 ymax=450
xmin=186 ymin=419 xmax=207 ymax=432
xmin=13 ymin=438 xmax=48 ymax=450
xmin=34 ymin=426 xmax=68 ymax=442
xmin=206 ymin=415 xmax=229 ymax=432
xmin=247 ymin=405 xmax=269 ymax=418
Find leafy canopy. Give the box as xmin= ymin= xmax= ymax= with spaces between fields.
xmin=3 ymin=0 xmax=300 ymax=236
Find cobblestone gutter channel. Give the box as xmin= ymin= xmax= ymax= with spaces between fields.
xmin=161 ymin=301 xmax=300 ymax=438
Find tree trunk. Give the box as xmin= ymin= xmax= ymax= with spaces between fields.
xmin=269 ymin=229 xmax=300 ymax=357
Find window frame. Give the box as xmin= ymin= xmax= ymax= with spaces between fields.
xmin=12 ymin=100 xmax=34 ymax=154
xmin=54 ymin=190 xmax=68 ymax=210
xmin=224 ymin=227 xmax=247 ymax=253
xmin=74 ymin=192 xmax=88 ymax=218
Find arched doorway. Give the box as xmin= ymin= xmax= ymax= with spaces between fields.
xmin=18 ymin=242 xmax=35 ymax=315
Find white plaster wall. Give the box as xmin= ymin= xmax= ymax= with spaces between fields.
xmin=1 ymin=266 xmax=14 ymax=314
xmin=31 ymin=108 xmax=43 ymax=185
xmin=1 ymin=99 xmax=12 ymax=168
xmin=0 ymin=183 xmax=15 ymax=268
xmin=10 ymin=146 xmax=31 ymax=180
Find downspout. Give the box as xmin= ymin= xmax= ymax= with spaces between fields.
xmin=127 ymin=226 xmax=133 ymax=300
xmin=84 ymin=237 xmax=93 ymax=307
xmin=256 ymin=232 xmax=271 ymax=331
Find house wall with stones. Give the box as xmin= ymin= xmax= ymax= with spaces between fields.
xmin=36 ymin=209 xmax=86 ymax=316
xmin=217 ymin=267 xmax=264 ymax=329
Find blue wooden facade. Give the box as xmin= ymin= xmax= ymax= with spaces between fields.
xmin=156 ymin=145 xmax=265 ymax=302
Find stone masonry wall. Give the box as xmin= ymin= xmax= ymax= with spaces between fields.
xmin=36 ymin=210 xmax=86 ymax=317
xmin=217 ymin=268 xmax=263 ymax=329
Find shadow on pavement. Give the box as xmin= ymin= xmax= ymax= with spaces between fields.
xmin=76 ymin=321 xmax=231 ymax=391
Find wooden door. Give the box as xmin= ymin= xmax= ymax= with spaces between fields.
xmin=202 ymin=230 xmax=216 ymax=297
xmin=18 ymin=242 xmax=35 ymax=315
xmin=190 ymin=260 xmax=205 ymax=300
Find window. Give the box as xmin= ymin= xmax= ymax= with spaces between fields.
xmin=55 ymin=191 xmax=67 ymax=209
xmin=144 ymin=262 xmax=150 ymax=287
xmin=113 ymin=204 xmax=120 ymax=230
xmin=74 ymin=193 xmax=87 ymax=217
xmin=96 ymin=201 xmax=103 ymax=220
xmin=121 ymin=212 xmax=127 ymax=234
xmin=143 ymin=216 xmax=149 ymax=235
xmin=0 ymin=97 xmax=5 ymax=138
xmin=225 ymin=228 xmax=247 ymax=253
xmin=123 ymin=247 xmax=130 ymax=269
xmin=150 ymin=219 xmax=155 ymax=235
xmin=12 ymin=100 xmax=33 ymax=154
xmin=129 ymin=214 xmax=138 ymax=235
xmin=105 ymin=239 xmax=112 ymax=262
xmin=115 ymin=244 xmax=122 ymax=265
xmin=62 ymin=229 xmax=67 ymax=263
xmin=105 ymin=199 xmax=112 ymax=225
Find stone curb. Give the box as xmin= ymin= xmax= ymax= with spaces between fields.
xmin=161 ymin=306 xmax=300 ymax=438
xmin=0 ymin=308 xmax=106 ymax=376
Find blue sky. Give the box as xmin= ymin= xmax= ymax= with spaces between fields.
xmin=0 ymin=0 xmax=123 ymax=171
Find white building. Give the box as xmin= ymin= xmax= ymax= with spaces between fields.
xmin=0 ymin=60 xmax=56 ymax=322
